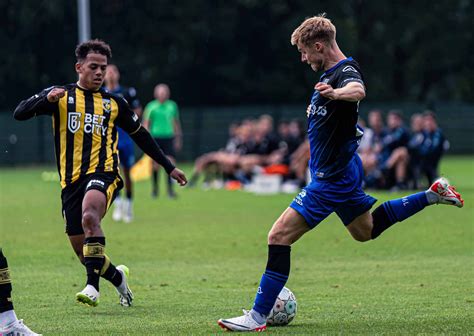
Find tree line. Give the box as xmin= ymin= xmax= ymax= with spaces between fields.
xmin=1 ymin=0 xmax=472 ymax=110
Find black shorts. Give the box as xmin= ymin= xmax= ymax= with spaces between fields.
xmin=154 ymin=137 xmax=175 ymax=158
xmin=61 ymin=173 xmax=123 ymax=236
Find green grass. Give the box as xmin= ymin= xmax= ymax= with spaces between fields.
xmin=0 ymin=156 xmax=473 ymax=335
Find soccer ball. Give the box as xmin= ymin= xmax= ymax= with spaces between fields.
xmin=266 ymin=287 xmax=297 ymax=326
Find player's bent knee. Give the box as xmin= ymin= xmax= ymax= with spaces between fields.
xmin=351 ymin=232 xmax=371 ymax=242
xmin=347 ymin=212 xmax=373 ymax=242
xmin=82 ymin=210 xmax=101 ymax=231
xmin=268 ymin=227 xmax=288 ymax=245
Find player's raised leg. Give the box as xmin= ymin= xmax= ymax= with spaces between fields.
xmin=218 ymin=208 xmax=309 ymax=331
xmin=346 ymin=177 xmax=464 ymax=241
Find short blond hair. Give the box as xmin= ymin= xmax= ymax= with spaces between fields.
xmin=290 ymin=13 xmax=336 ymax=47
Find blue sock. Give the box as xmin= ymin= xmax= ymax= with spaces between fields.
xmin=385 ymin=191 xmax=429 ymax=222
xmin=371 ymin=191 xmax=429 ymax=239
xmin=252 ymin=270 xmax=288 ymax=316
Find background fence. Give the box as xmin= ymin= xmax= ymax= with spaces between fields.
xmin=1 ymin=101 xmax=472 ymax=166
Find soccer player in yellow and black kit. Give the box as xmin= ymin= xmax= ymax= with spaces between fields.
xmin=0 ymin=248 xmax=41 ymax=335
xmin=13 ymin=39 xmax=187 ymax=307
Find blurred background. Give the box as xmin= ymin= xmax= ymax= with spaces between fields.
xmin=1 ymin=0 xmax=473 ymax=165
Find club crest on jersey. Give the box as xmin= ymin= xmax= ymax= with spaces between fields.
xmin=102 ymin=98 xmax=111 ymax=113
xmin=68 ymin=112 xmax=81 ymax=133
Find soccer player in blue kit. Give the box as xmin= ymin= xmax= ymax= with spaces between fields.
xmin=105 ymin=64 xmax=142 ymax=223
xmin=218 ymin=14 xmax=464 ymax=332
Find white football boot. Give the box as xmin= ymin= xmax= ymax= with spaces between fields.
xmin=115 ymin=265 xmax=133 ymax=307
xmin=76 ymin=284 xmax=100 ymax=307
xmin=218 ymin=310 xmax=267 ymax=332
xmin=428 ymin=177 xmax=464 ymax=208
xmin=0 ymin=319 xmax=42 ymax=336
xmin=122 ymin=199 xmax=133 ymax=223
xmin=112 ymin=197 xmax=123 ymax=221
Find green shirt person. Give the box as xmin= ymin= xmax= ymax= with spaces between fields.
xmin=143 ymin=84 xmax=183 ymax=198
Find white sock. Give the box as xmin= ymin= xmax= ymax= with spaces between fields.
xmin=0 ymin=309 xmax=18 ymax=328
xmin=425 ymin=190 xmax=439 ymax=205
xmin=250 ymin=309 xmax=267 ymax=324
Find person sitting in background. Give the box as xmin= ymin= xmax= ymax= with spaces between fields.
xmin=278 ymin=119 xmax=306 ymax=164
xmin=238 ymin=115 xmax=283 ymax=181
xmin=357 ymin=118 xmax=373 ymax=155
xmin=252 ymin=118 xmax=307 ymax=183
xmin=189 ymin=120 xmax=256 ymax=187
xmin=407 ymin=113 xmax=426 ymax=189
xmin=418 ymin=111 xmax=448 ymax=186
xmin=360 ymin=109 xmax=385 ymax=188
xmin=380 ymin=110 xmax=410 ymax=190
xmin=289 ymin=139 xmax=310 ymax=187
xmin=188 ymin=121 xmax=241 ymax=187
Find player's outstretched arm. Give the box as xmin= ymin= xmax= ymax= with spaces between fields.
xmin=13 ymin=87 xmax=63 ymax=120
xmin=315 ymin=82 xmax=365 ymax=102
xmin=130 ymin=127 xmax=187 ymax=186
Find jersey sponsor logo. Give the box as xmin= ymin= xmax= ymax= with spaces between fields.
xmin=68 ymin=96 xmax=74 ymax=104
xmin=84 ymin=113 xmax=108 ymax=136
xmin=307 ymin=104 xmax=328 ymax=118
xmin=342 ymin=65 xmax=358 ymax=73
xmin=102 ymin=98 xmax=111 ymax=113
xmin=68 ymin=112 xmax=81 ymax=133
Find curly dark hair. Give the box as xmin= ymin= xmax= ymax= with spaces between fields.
xmin=75 ymin=39 xmax=112 ymax=62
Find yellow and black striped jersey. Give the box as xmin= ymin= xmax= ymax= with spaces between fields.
xmin=15 ymin=83 xmax=141 ymax=188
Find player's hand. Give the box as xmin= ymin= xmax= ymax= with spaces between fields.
xmin=315 ymin=82 xmax=339 ymax=100
xmin=47 ymin=88 xmax=66 ymax=102
xmin=170 ymin=168 xmax=187 ymax=186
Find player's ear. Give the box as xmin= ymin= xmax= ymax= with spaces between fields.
xmin=75 ymin=62 xmax=82 ymax=74
xmin=314 ymin=42 xmax=324 ymax=52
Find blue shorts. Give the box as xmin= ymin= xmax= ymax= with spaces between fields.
xmin=118 ymin=141 xmax=135 ymax=169
xmin=290 ymin=155 xmax=377 ymax=228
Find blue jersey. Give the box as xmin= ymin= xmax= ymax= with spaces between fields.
xmin=420 ymin=129 xmax=446 ymax=160
xmin=381 ymin=126 xmax=409 ymax=160
xmin=107 ymin=86 xmax=141 ymax=148
xmin=306 ymin=57 xmax=365 ymax=181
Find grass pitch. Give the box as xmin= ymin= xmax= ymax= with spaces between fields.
xmin=0 ymin=156 xmax=473 ymax=335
